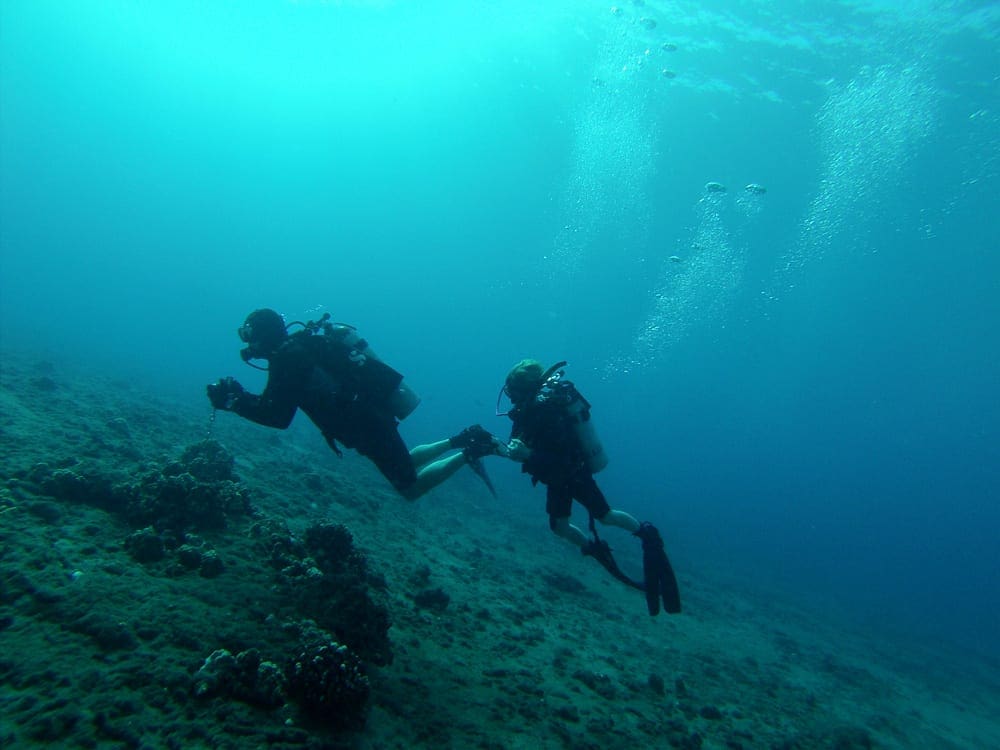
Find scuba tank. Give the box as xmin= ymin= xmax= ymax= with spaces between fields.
xmin=565 ymin=384 xmax=608 ymax=474
xmin=538 ymin=362 xmax=609 ymax=474
xmin=295 ymin=314 xmax=421 ymax=420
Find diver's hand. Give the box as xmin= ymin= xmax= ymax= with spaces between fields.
xmin=207 ymin=377 xmax=244 ymax=410
xmin=505 ymin=439 xmax=531 ymax=462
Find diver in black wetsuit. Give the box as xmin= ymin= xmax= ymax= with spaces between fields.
xmin=499 ymin=359 xmax=681 ymax=615
xmin=207 ymin=309 xmax=499 ymax=500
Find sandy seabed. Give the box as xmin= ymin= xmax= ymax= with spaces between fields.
xmin=1 ymin=348 xmax=997 ymax=750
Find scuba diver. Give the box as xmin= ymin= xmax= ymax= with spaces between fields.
xmin=206 ymin=308 xmax=500 ymax=500
xmin=499 ymin=359 xmax=681 ymax=615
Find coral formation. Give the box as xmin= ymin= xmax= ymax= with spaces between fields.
xmin=193 ymin=647 xmax=287 ymax=709
xmin=26 ymin=439 xmax=253 ymax=533
xmin=286 ymin=641 xmax=371 ymax=729
xmin=250 ymin=519 xmax=393 ymax=666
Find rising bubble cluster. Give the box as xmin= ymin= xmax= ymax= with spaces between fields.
xmin=774 ymin=65 xmax=936 ymax=288
xmin=621 ymin=189 xmax=753 ymax=372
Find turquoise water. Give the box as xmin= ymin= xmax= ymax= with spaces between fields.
xmin=2 ymin=1 xmax=998 ymax=658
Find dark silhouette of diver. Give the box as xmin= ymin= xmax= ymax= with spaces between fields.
xmin=497 ymin=359 xmax=680 ymax=615
xmin=207 ymin=309 xmax=499 ymax=500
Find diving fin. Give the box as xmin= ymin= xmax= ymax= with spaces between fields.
xmin=635 ymin=522 xmax=681 ymax=615
xmin=467 ymin=456 xmax=498 ymax=499
xmin=582 ymin=538 xmax=644 ymax=592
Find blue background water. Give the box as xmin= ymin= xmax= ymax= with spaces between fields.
xmin=2 ymin=1 xmax=998 ymax=659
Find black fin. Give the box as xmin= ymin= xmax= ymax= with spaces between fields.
xmin=658 ymin=551 xmax=681 ymax=614
xmin=636 ymin=522 xmax=682 ymax=615
xmin=582 ymin=539 xmax=644 ymax=592
xmin=467 ymin=456 xmax=498 ymax=499
xmin=642 ymin=547 xmax=662 ymax=616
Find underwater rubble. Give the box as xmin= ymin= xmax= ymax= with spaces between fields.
xmin=1 ymin=350 xmax=997 ymax=749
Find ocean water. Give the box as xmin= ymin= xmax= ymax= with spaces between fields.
xmin=1 ymin=0 xmax=998 ymax=669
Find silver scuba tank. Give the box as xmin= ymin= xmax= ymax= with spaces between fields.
xmin=542 ymin=369 xmax=608 ymax=474
xmin=565 ymin=387 xmax=608 ymax=473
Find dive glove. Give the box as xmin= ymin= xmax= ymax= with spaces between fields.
xmin=207 ymin=377 xmax=244 ymax=411
xmin=450 ymin=424 xmax=502 ymax=458
xmin=449 ymin=424 xmax=492 ymax=449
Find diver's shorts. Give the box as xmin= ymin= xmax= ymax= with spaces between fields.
xmin=345 ymin=411 xmax=417 ymax=491
xmin=546 ymin=474 xmax=611 ymax=525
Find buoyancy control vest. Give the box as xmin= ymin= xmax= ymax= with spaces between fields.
xmin=289 ymin=315 xmax=421 ymax=421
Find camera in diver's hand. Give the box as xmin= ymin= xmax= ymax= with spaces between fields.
xmin=207 ymin=376 xmax=244 ymax=410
